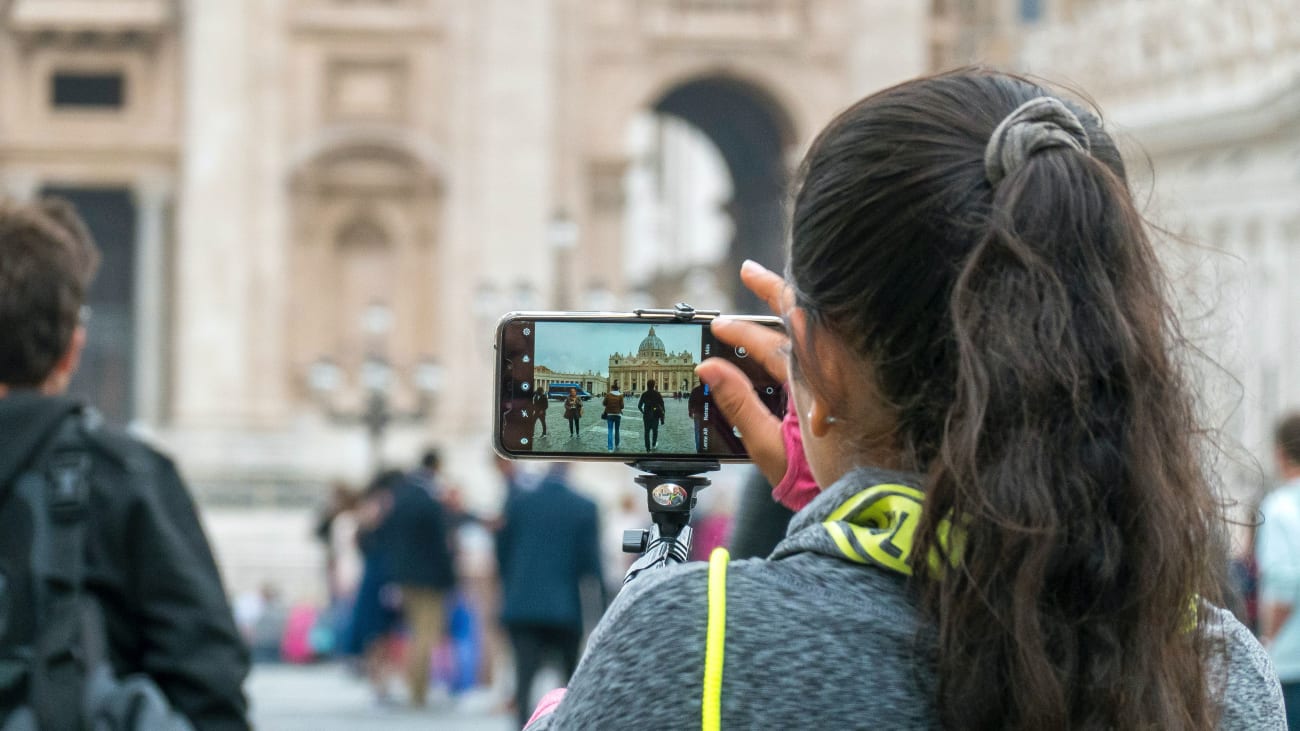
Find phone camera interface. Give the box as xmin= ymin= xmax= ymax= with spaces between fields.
xmin=501 ymin=319 xmax=786 ymax=458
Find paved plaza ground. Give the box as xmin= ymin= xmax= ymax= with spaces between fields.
xmin=249 ymin=663 xmax=515 ymax=731
xmin=530 ymin=397 xmax=701 ymax=455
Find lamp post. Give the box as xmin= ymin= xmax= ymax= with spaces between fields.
xmin=308 ymin=301 xmax=443 ymax=475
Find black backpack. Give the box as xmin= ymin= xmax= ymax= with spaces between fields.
xmin=0 ymin=412 xmax=193 ymax=730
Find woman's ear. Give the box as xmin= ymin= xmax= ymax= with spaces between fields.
xmin=788 ymin=308 xmax=853 ymax=431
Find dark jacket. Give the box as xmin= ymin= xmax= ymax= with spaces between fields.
xmin=636 ymin=389 xmax=665 ymax=424
xmin=0 ymin=393 xmax=249 ymax=731
xmin=384 ymin=477 xmax=456 ymax=590
xmin=688 ymin=384 xmax=706 ymax=420
xmin=495 ymin=472 xmax=603 ymax=629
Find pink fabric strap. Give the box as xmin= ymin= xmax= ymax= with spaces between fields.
xmin=525 ymin=687 xmax=568 ymax=728
xmin=772 ymin=390 xmax=819 ymax=511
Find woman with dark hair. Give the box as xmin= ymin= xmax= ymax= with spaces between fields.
xmin=522 ymin=69 xmax=1283 ymax=730
xmin=343 ymin=470 xmax=405 ymax=704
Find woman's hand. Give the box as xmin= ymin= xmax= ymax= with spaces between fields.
xmin=696 ymin=260 xmax=794 ymax=486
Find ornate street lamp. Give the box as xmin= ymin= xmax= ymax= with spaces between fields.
xmin=308 ymin=301 xmax=441 ymax=474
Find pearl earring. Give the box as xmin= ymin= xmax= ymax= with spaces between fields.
xmin=807 ymin=410 xmax=838 ymax=425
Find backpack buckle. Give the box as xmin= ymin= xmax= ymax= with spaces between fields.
xmin=45 ymin=454 xmax=91 ymax=522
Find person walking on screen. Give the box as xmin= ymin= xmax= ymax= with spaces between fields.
xmin=1258 ymin=413 xmax=1300 ymax=727
xmin=637 ymin=379 xmax=666 ymax=452
xmin=563 ymin=387 xmax=583 ymax=438
xmin=603 ymin=382 xmax=625 ymax=451
xmin=495 ymin=463 xmax=604 ymax=730
xmin=688 ymin=382 xmax=707 ymax=452
xmin=531 ymin=382 xmax=549 ymax=438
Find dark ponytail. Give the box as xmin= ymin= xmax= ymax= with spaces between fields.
xmin=789 ymin=69 xmax=1221 ymax=730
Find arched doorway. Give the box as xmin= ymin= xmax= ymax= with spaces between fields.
xmin=623 ymin=75 xmax=796 ymax=313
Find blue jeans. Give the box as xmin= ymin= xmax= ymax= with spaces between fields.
xmin=606 ymin=415 xmax=622 ymax=450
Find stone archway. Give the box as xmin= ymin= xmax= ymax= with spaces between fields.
xmin=647 ymin=74 xmax=796 ymax=312
xmin=566 ymin=2 xmax=872 ymax=314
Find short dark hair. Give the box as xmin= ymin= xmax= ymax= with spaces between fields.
xmin=0 ymin=197 xmax=100 ymax=386
xmin=420 ymin=447 xmax=441 ymax=471
xmin=1276 ymin=414 xmax=1300 ymax=466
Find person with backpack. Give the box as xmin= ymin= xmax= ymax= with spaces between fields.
xmin=0 ymin=197 xmax=249 ymax=730
xmin=522 ymin=70 xmax=1283 ymax=730
xmin=636 ymin=379 xmax=665 ymax=452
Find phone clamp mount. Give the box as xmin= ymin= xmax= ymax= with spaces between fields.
xmin=632 ymin=302 xmax=721 ymax=323
xmin=622 ymin=460 xmax=720 ymax=584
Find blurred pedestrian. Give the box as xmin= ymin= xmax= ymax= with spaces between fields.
xmin=0 ymin=197 xmax=249 ymax=729
xmin=249 ymin=584 xmax=289 ymax=663
xmin=386 ymin=451 xmax=457 ymax=707
xmin=495 ymin=463 xmax=604 ymax=729
xmin=315 ymin=481 xmax=362 ymax=605
xmin=344 ymin=470 xmax=402 ymax=704
xmin=1258 ymin=414 xmax=1300 ymax=726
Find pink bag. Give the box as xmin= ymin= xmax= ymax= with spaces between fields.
xmin=280 ymin=604 xmax=320 ymax=664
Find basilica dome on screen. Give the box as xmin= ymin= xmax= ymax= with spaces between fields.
xmin=608 ymin=327 xmax=699 ymax=396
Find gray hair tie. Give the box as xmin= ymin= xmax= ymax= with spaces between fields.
xmin=984 ymin=97 xmax=1092 ymax=185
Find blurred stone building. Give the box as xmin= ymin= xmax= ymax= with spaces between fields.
xmin=1019 ymin=0 xmax=1300 ymax=505
xmin=0 ymin=0 xmax=929 ymax=596
xmin=1 ymin=0 xmax=1294 ymax=593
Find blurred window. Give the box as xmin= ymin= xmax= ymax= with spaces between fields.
xmin=51 ymin=72 xmax=125 ymax=109
xmin=1019 ymin=0 xmax=1043 ymax=22
xmin=41 ymin=186 xmax=137 ymax=425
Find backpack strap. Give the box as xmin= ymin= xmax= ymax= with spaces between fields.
xmin=19 ymin=413 xmax=94 ymax=729
xmin=702 ymin=547 xmax=729 ymax=731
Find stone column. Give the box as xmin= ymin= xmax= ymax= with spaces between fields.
xmin=584 ymin=157 xmax=629 ymax=298
xmin=131 ymin=178 xmax=171 ymax=427
xmin=174 ymin=0 xmax=253 ymax=428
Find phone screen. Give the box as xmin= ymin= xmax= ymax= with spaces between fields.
xmin=496 ymin=316 xmax=787 ymax=460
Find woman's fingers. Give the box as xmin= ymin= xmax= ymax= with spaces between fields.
xmin=695 ymin=358 xmax=787 ymax=486
xmin=709 ymin=317 xmax=789 ymax=384
xmin=740 ymin=260 xmax=795 ymax=316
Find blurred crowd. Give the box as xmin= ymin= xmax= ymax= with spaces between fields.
xmin=231 ymin=449 xmax=737 ymax=726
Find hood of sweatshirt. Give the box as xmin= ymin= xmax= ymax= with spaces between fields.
xmin=770 ymin=466 xmax=943 ymax=578
xmin=0 ymin=391 xmax=82 ymax=489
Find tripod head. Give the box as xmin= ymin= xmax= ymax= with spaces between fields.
xmin=621 ymin=460 xmax=719 ymax=583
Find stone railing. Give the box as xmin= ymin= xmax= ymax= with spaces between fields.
xmin=1020 ymin=0 xmax=1299 ymax=110
xmin=637 ymin=0 xmax=806 ymax=44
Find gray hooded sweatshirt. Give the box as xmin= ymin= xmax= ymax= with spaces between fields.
xmin=529 ymin=467 xmax=1284 ymax=730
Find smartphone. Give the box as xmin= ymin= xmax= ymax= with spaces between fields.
xmin=494 ymin=311 xmax=787 ymax=462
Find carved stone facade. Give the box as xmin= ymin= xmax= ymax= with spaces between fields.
xmin=1016 ymin=0 xmax=1300 ymax=500
xmin=0 ymin=0 xmax=932 ymax=598
xmin=0 ymin=0 xmax=929 ymax=500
